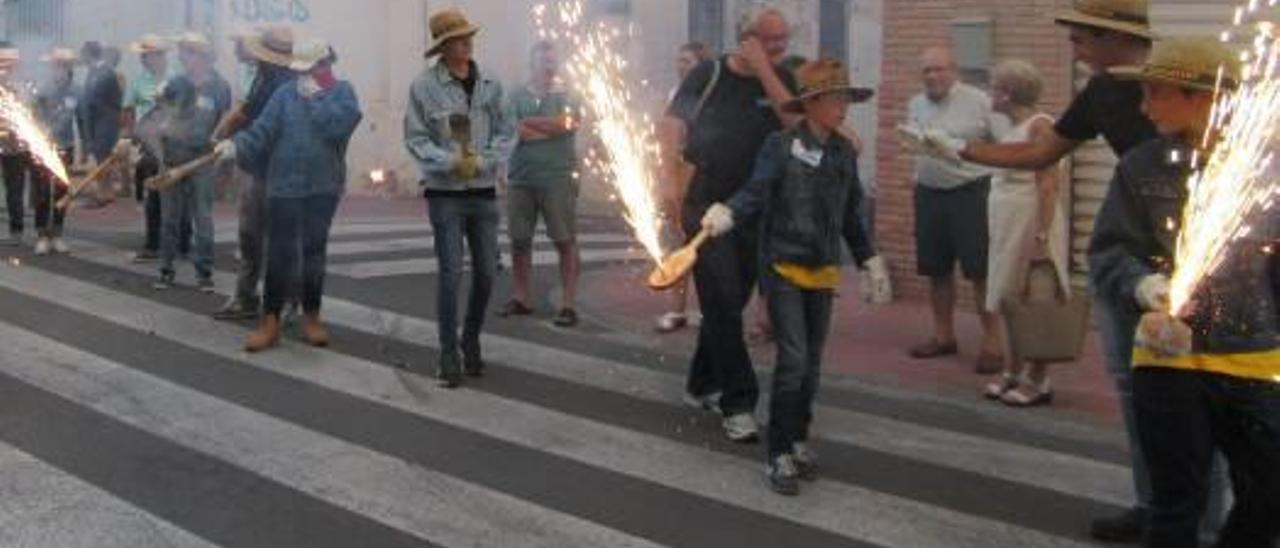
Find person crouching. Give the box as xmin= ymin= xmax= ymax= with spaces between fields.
xmin=700 ymin=58 xmax=890 ymax=495
xmin=215 ymin=39 xmax=362 ymax=352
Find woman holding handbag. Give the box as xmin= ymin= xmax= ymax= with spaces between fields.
xmin=981 ymin=60 xmax=1071 ymax=407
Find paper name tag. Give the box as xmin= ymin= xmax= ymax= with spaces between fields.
xmin=196 ymin=95 xmax=214 ymax=111
xmin=790 ymin=138 xmax=823 ymax=167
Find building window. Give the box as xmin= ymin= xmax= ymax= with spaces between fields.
xmin=819 ymin=0 xmax=849 ymax=63
xmin=951 ymin=17 xmax=992 ymax=87
xmin=688 ymin=0 xmax=724 ymax=54
xmin=589 ymin=0 xmax=631 ymax=18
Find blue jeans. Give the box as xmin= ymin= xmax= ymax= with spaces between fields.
xmin=765 ymin=278 xmax=833 ymax=458
xmin=264 ymin=194 xmax=339 ymax=316
xmin=1134 ymin=368 xmax=1280 ymax=548
xmin=426 ymin=195 xmax=498 ymax=358
xmin=159 ymin=172 xmax=214 ymax=279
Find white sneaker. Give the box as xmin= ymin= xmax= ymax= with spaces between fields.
xmin=33 ymin=237 xmax=50 ymax=256
xmin=654 ymin=312 xmax=688 ymax=333
xmin=51 ymin=237 xmax=69 ymax=254
xmin=722 ymin=412 xmax=759 ymax=443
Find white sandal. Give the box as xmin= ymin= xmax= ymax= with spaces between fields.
xmin=983 ymin=373 xmax=1018 ymax=400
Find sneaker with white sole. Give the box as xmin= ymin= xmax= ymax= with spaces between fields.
xmin=766 ymin=454 xmax=801 ymax=496
xmin=51 ymin=237 xmax=69 ymax=254
xmin=33 ymin=237 xmax=50 ymax=256
xmin=655 ymin=312 xmax=688 ymax=333
xmin=152 ymin=271 xmax=176 ymax=290
xmin=722 ymin=412 xmax=759 ymax=443
xmin=793 ymin=442 xmax=819 ymax=481
xmin=196 ymin=277 xmax=216 ymax=293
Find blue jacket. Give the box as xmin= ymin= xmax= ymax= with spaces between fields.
xmin=158 ymin=73 xmax=231 ymax=167
xmin=727 ymin=126 xmax=876 ymax=269
xmin=233 ymin=80 xmax=363 ymax=199
xmin=403 ymin=61 xmax=516 ymax=191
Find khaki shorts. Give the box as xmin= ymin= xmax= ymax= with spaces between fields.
xmin=506 ymin=182 xmax=578 ymax=244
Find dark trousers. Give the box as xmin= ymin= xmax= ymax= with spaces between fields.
xmin=1134 ymin=368 xmax=1280 ymax=548
xmin=766 ymin=278 xmax=833 ymax=458
xmin=2 ymin=153 xmax=27 ymax=234
xmin=263 ymin=194 xmax=339 ymax=316
xmin=30 ymin=150 xmax=71 ymax=235
xmin=136 ymin=154 xmax=164 ymax=252
xmin=683 ymin=207 xmax=759 ymax=416
xmin=234 ymin=174 xmax=268 ymax=307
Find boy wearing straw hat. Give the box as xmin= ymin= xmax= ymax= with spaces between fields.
xmin=1088 ymin=37 xmax=1279 ymax=548
xmin=701 ymin=58 xmax=886 ymax=496
xmin=30 ymin=47 xmax=79 ymax=256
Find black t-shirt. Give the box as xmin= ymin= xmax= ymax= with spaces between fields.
xmin=453 ymin=61 xmax=479 ymax=106
xmin=1055 ymin=73 xmax=1157 ymax=157
xmin=666 ymin=56 xmax=796 ymax=207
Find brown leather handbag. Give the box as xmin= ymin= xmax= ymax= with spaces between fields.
xmin=1000 ymin=259 xmax=1092 ymax=364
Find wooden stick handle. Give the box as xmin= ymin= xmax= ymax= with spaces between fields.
xmin=144 ymin=151 xmax=219 ymax=191
xmin=688 ymin=227 xmax=711 ymax=250
xmin=56 ymin=151 xmax=124 ymax=210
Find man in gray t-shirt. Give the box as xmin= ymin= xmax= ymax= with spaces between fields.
xmin=902 ymin=46 xmax=1004 ymax=373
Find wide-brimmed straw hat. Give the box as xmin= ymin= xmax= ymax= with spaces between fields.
xmin=40 ymin=47 xmax=77 ymax=64
xmin=176 ymin=31 xmax=214 ymax=56
xmin=290 ymin=39 xmax=335 ymax=72
xmin=1054 ymin=0 xmax=1154 ymax=40
xmin=1109 ymin=37 xmax=1242 ymax=92
xmin=130 ymin=34 xmax=169 ymax=54
xmin=425 ymin=8 xmax=480 ymax=58
xmin=243 ymin=26 xmax=294 ymax=67
xmin=781 ymin=58 xmax=874 ymax=113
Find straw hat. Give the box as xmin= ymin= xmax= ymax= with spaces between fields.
xmin=40 ymin=47 xmax=78 ymax=64
xmin=781 ymin=58 xmax=874 ymax=113
xmin=243 ymin=26 xmax=294 ymax=67
xmin=1109 ymin=37 xmax=1242 ymax=92
xmin=425 ymin=8 xmax=480 ymax=58
xmin=130 ymin=34 xmax=169 ymax=54
xmin=1054 ymin=0 xmax=1154 ymax=40
xmin=176 ymin=31 xmax=214 ymax=56
xmin=290 ymin=39 xmax=335 ymax=72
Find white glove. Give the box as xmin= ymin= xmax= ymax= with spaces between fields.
xmin=860 ymin=255 xmax=893 ymax=304
xmin=113 ymin=138 xmax=133 ymax=157
xmin=1135 ymin=312 xmax=1193 ymax=357
xmin=1135 ymin=274 xmax=1171 ymax=312
xmin=895 ymin=124 xmax=927 ymax=154
xmin=922 ymin=129 xmax=965 ymax=163
xmin=213 ymin=140 xmax=237 ymax=163
xmin=701 ymin=203 xmax=735 ymax=237
xmin=298 ymin=76 xmax=322 ymax=98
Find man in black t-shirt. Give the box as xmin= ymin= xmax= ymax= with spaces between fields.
xmin=661 ymin=6 xmax=798 ymax=444
xmin=925 ymin=1 xmax=1222 ymax=543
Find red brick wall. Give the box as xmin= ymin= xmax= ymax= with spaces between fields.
xmin=875 ymin=0 xmax=1075 ymax=304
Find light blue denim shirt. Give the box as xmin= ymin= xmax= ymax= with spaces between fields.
xmin=403 ymin=61 xmax=516 ymax=191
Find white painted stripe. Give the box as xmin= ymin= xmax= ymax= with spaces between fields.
xmin=327 ymin=248 xmax=649 ymax=279
xmin=0 ymin=320 xmax=668 ymax=548
xmin=325 ymin=233 xmax=637 ymax=258
xmin=213 ymin=221 xmax=586 ymax=243
xmin=69 ymin=236 xmax=1133 ymax=507
xmin=5 ymin=254 xmax=1099 ymax=548
xmin=0 ymin=441 xmax=218 ymax=548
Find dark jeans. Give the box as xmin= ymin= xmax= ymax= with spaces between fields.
xmin=2 ymin=153 xmax=27 ymax=234
xmin=766 ymin=278 xmax=833 ymax=458
xmin=426 ymin=195 xmax=498 ymax=358
xmin=264 ymin=194 xmax=339 ymax=316
xmin=1134 ymin=368 xmax=1280 ymax=548
xmin=683 ymin=206 xmax=759 ymax=416
xmin=233 ymin=173 xmax=269 ymax=307
xmin=136 ymin=154 xmax=163 ymax=252
xmin=158 ymin=173 xmax=214 ymax=279
xmin=31 ymin=150 xmax=71 ymax=235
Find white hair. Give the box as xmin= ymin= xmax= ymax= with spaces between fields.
xmin=736 ymin=4 xmax=787 ymax=40
xmin=992 ymin=59 xmax=1044 ymax=107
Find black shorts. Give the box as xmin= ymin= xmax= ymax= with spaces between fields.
xmin=914 ymin=178 xmax=990 ymax=280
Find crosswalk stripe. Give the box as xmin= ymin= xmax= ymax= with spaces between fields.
xmin=0 ymin=319 xmax=669 ymax=548
xmin=324 ymin=233 xmax=637 ymax=257
xmin=67 ymin=235 xmax=1133 ymax=507
xmin=327 ymin=248 xmax=649 ymax=279
xmin=0 ymin=440 xmax=220 ymax=548
xmin=11 ymin=244 xmax=1101 ymax=548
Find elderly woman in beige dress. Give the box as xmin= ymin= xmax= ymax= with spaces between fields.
xmin=981 ymin=60 xmax=1070 ymax=406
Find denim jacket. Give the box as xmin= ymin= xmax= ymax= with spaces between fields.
xmin=1089 ymin=138 xmax=1279 ymax=378
xmin=727 ymin=126 xmax=875 ymax=269
xmin=34 ymin=79 xmax=79 ymax=151
xmin=234 ymin=80 xmax=363 ymax=199
xmin=403 ymin=61 xmax=516 ymax=191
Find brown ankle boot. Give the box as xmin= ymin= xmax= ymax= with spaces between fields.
xmin=245 ymin=314 xmax=281 ymax=353
xmin=302 ymin=313 xmax=329 ymax=347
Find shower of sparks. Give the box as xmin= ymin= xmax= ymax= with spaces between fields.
xmin=0 ymin=86 xmax=68 ymax=186
xmin=533 ymin=0 xmax=666 ymax=263
xmin=1169 ymin=9 xmax=1280 ymax=315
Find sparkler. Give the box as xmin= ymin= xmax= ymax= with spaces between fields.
xmin=533 ymin=0 xmax=666 ymax=263
xmin=0 ymin=86 xmax=68 ymax=186
xmin=1168 ymin=4 xmax=1280 ymax=315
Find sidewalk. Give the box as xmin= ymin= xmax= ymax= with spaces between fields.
xmin=575 ymin=261 xmax=1122 ymax=429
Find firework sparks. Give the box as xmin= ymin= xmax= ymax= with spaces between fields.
xmin=1169 ymin=8 xmax=1280 ymax=315
xmin=533 ymin=0 xmax=666 ymax=263
xmin=0 ymin=86 xmax=69 ymax=186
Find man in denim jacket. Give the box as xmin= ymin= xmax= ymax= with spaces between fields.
xmin=404 ymin=7 xmax=516 ymax=388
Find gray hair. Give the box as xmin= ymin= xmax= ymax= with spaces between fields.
xmin=992 ymin=59 xmax=1044 ymax=107
xmin=736 ymin=4 xmax=787 ymax=40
